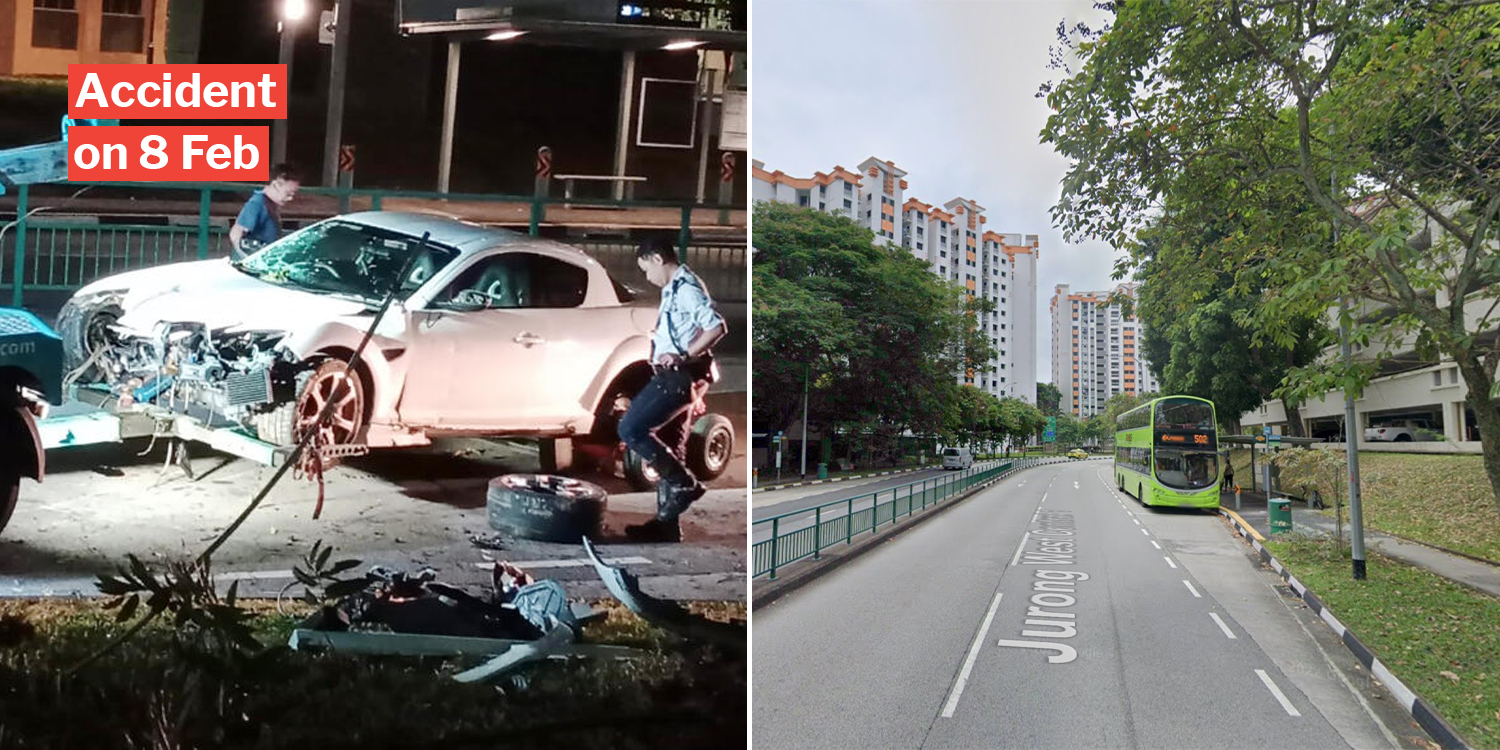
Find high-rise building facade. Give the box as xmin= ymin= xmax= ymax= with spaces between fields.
xmin=1050 ymin=282 xmax=1160 ymax=418
xmin=754 ymin=157 xmax=1039 ymax=402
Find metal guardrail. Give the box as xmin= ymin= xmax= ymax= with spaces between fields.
xmin=1 ymin=182 xmax=747 ymax=305
xmin=752 ymin=458 xmax=1070 ymax=579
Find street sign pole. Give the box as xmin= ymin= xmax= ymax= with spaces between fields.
xmin=321 ymin=0 xmax=351 ymax=188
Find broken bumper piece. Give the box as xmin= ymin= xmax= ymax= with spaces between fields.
xmin=583 ymin=537 xmax=745 ymax=652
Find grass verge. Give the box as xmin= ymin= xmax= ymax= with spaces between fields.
xmin=1229 ymin=449 xmax=1500 ymax=563
xmin=1265 ymin=535 xmax=1500 ymax=748
xmin=0 ymin=598 xmax=745 ymax=749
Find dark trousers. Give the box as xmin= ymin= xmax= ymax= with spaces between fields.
xmin=618 ymin=368 xmax=696 ymax=488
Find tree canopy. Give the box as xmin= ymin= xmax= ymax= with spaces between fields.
xmin=753 ymin=202 xmax=996 ymax=459
xmin=1041 ymin=0 xmax=1500 ymax=513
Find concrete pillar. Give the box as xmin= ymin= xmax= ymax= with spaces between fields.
xmin=1446 ymin=401 xmax=1466 ymax=442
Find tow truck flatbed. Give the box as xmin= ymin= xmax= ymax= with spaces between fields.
xmin=39 ymin=386 xmax=287 ymax=467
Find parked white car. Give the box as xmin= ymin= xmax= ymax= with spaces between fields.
xmin=56 ymin=212 xmax=733 ymax=485
xmin=1364 ymin=419 xmax=1438 ymax=442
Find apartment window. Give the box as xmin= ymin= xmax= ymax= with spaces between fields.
xmin=843 ymin=198 xmax=853 ymax=210
xmin=917 ymin=225 xmax=925 ymax=236
xmin=940 ymin=235 xmax=948 ymax=245
xmin=939 ymin=266 xmax=947 ymax=275
xmin=916 ymin=242 xmax=924 ymax=251
xmin=1451 ymin=369 xmax=1459 ymax=385
xmin=798 ymin=195 xmax=810 ymax=207
xmin=844 ymin=183 xmax=853 ymax=195
xmin=101 ymin=0 xmax=146 ymax=52
xmin=32 ymin=0 xmax=79 ymax=49
xmin=819 ymin=202 xmax=826 ymax=211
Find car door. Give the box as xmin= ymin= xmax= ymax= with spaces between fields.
xmin=397 ymin=252 xmax=558 ymax=430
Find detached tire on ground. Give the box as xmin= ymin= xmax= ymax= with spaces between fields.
xmin=687 ymin=414 xmax=734 ymax=481
xmin=487 ymin=474 xmax=608 ymax=543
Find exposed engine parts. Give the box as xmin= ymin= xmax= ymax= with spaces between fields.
xmin=94 ymin=317 xmax=300 ymax=423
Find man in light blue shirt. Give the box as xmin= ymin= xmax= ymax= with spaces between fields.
xmin=619 ymin=238 xmax=727 ymax=542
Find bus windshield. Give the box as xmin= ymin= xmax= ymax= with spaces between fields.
xmin=1154 ymin=448 xmax=1218 ymax=490
xmin=1154 ymin=398 xmax=1214 ymax=431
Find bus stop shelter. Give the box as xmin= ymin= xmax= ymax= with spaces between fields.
xmin=1220 ymin=434 xmax=1325 ymax=493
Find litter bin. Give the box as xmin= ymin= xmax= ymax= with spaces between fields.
xmin=1268 ymin=497 xmax=1293 ymax=535
xmin=818 ymin=463 xmax=828 ymax=480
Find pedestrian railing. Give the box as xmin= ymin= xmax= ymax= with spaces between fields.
xmin=752 ymin=458 xmax=1068 ymax=580
xmin=2 ymin=182 xmax=745 ymax=306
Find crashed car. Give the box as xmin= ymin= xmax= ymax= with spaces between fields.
xmin=57 ymin=211 xmax=727 ymax=486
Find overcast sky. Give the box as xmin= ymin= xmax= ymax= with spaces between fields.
xmin=752 ymin=0 xmax=1117 ymax=387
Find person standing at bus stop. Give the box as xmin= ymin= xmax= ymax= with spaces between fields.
xmin=229 ymin=163 xmax=301 ymax=260
xmin=620 ymin=238 xmax=727 ymax=543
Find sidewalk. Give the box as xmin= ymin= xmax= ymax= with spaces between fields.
xmin=1223 ymin=489 xmax=1500 ymax=598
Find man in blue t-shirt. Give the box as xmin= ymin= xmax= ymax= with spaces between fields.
xmin=229 ymin=163 xmax=301 ymax=259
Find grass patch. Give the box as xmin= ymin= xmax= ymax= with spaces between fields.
xmin=1265 ymin=536 xmax=1500 ymax=748
xmin=1229 ymin=449 xmax=1500 ymax=563
xmin=0 ymin=597 xmax=745 ymax=749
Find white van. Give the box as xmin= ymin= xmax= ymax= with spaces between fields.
xmin=941 ymin=447 xmax=974 ymax=470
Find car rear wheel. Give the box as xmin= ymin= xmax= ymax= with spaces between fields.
xmin=1395 ymin=433 xmax=1413 ymax=442
xmin=623 ymin=447 xmax=659 ymax=492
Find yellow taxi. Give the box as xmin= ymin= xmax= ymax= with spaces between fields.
xmin=1067 ymin=448 xmax=1089 ymax=460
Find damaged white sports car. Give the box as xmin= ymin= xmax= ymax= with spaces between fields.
xmin=57 ymin=212 xmax=732 ymax=486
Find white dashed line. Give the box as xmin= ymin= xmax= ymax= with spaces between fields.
xmin=1141 ymin=529 xmax=1150 ymax=536
xmin=1009 ymin=531 xmax=1032 ymax=568
xmin=1209 ymin=612 xmax=1236 ymax=639
xmin=1183 ymin=580 xmax=1202 ymax=598
xmin=1132 ymin=519 xmax=1141 ymax=525
xmin=1256 ymin=669 xmax=1302 ymax=716
xmin=1164 ymin=557 xmax=1178 ymax=569
xmin=941 ymin=592 xmax=1004 ymax=718
xmin=1151 ymin=540 xmax=1162 ymax=550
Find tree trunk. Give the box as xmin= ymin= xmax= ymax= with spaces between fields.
xmin=1284 ymin=404 xmax=1305 ymax=438
xmin=1456 ymin=356 xmax=1500 ymax=518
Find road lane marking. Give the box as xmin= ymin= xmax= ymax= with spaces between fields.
xmin=1256 ymin=669 xmax=1302 ymax=716
xmin=473 ymin=556 xmax=650 ymax=570
xmin=1132 ymin=519 xmax=1141 ymax=525
xmin=1151 ymin=540 xmax=1162 ymax=550
xmin=1164 ymin=556 xmax=1177 ymax=569
xmin=941 ymin=592 xmax=1005 ymax=718
xmin=1183 ymin=579 xmax=1201 ymax=597
xmin=1009 ymin=532 xmax=1032 ymax=567
xmin=1040 ymin=492 xmax=1048 ymax=504
xmin=1073 ymin=481 xmax=1079 ymax=489
xmin=1209 ymin=612 xmax=1236 ymax=639
xmin=1141 ymin=528 xmax=1150 ymax=536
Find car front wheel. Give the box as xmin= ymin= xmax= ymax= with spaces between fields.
xmin=254 ymin=360 xmax=365 ymax=447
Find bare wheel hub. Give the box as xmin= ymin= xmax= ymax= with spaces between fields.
xmin=297 ymin=367 xmax=361 ymax=444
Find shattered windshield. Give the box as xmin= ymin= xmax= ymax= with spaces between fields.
xmin=237 ymin=220 xmax=458 ymax=302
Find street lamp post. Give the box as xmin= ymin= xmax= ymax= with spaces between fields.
xmin=273 ymin=0 xmax=306 ymax=167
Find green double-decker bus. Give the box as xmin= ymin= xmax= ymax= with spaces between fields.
xmin=1115 ymin=396 xmax=1220 ymax=509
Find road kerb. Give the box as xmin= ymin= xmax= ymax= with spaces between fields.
xmin=1219 ymin=509 xmax=1471 ymax=750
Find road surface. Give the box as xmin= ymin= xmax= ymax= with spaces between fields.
xmin=753 ymin=460 xmax=1418 ymax=749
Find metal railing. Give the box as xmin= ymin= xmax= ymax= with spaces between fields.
xmin=1 ymin=182 xmax=747 ymax=306
xmin=752 ymin=457 xmax=1068 ymax=579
